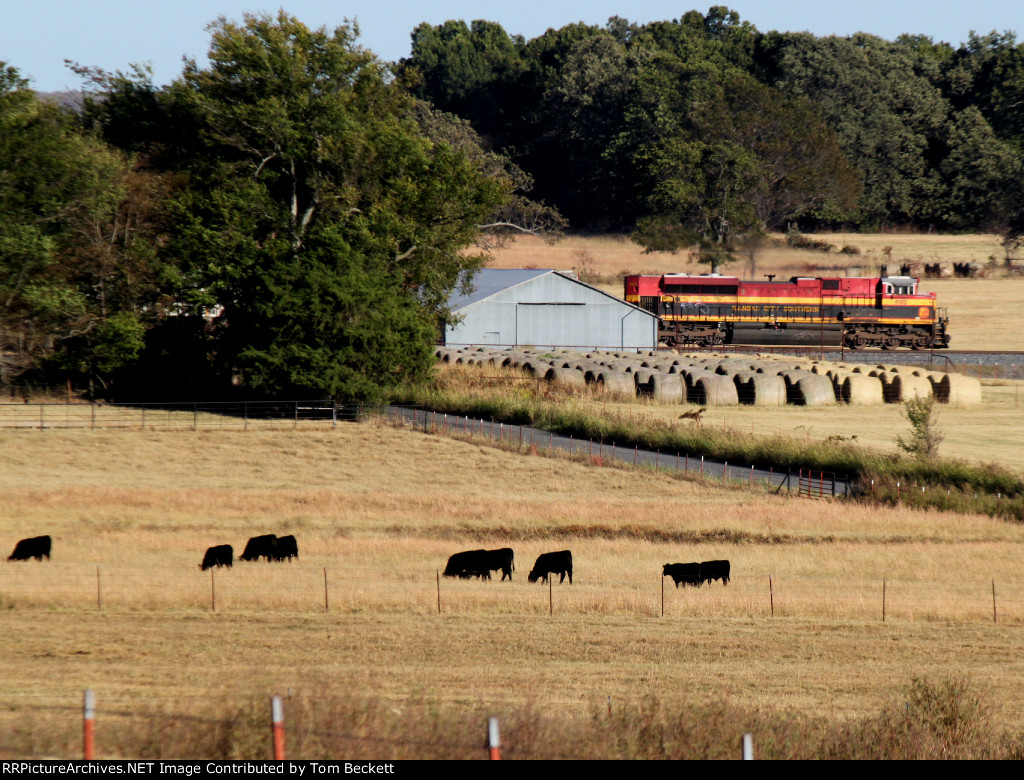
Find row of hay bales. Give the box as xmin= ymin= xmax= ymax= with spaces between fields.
xmin=434 ymin=347 xmax=982 ymax=407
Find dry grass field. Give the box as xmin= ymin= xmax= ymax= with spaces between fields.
xmin=4 ymin=422 xmax=1024 ymax=757
xmin=427 ymin=361 xmax=1024 ymax=475
xmin=599 ymin=381 xmax=1024 ymax=474
xmin=486 ymin=232 xmax=1010 ymax=278
xmin=484 ymin=233 xmax=1024 ymax=351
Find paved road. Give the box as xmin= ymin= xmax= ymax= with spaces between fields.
xmin=384 ymin=405 xmax=849 ymax=498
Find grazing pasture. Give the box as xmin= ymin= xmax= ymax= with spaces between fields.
xmin=3 ymin=423 xmax=1024 ymax=757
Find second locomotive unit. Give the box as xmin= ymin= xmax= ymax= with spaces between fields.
xmin=624 ymin=274 xmax=950 ymax=350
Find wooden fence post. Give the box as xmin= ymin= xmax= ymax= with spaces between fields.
xmin=436 ymin=571 xmax=441 ymax=615
xmin=83 ymin=689 xmax=95 ymax=760
xmin=271 ymin=695 xmax=285 ymax=760
xmin=549 ymin=577 xmax=553 ymax=617
xmin=324 ymin=567 xmax=329 ymax=613
xmin=992 ymin=579 xmax=997 ymax=624
xmin=769 ymin=575 xmax=774 ymax=617
xmin=488 ymin=717 xmax=501 ymax=760
xmin=661 ymin=574 xmax=664 ymax=617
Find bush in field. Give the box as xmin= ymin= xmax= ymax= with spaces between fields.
xmin=896 ymin=396 xmax=943 ymax=458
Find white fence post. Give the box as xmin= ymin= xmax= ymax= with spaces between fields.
xmin=488 ymin=716 xmax=501 ymax=760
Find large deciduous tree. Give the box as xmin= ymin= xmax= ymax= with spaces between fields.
xmin=166 ymin=12 xmax=513 ymax=399
xmin=0 ymin=63 xmax=165 ymax=394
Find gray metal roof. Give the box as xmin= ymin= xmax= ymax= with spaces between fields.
xmin=447 ymin=268 xmax=553 ymax=311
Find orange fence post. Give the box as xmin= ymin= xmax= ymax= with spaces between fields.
xmin=488 ymin=717 xmax=501 ymax=760
xmin=83 ymin=689 xmax=95 ymax=760
xmin=271 ymin=695 xmax=285 ymax=760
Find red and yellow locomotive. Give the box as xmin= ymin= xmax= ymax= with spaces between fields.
xmin=624 ymin=274 xmax=950 ymax=350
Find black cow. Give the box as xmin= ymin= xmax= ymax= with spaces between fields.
xmin=240 ymin=534 xmax=277 ymax=562
xmin=275 ymin=535 xmax=298 ymax=562
xmin=663 ymin=562 xmax=701 ymax=588
xmin=8 ymin=535 xmax=51 ymax=562
xmin=528 ymin=550 xmax=573 ymax=584
xmin=199 ymin=544 xmax=233 ymax=570
xmin=699 ymin=559 xmax=730 ymax=586
xmin=443 ymin=548 xmax=515 ymax=581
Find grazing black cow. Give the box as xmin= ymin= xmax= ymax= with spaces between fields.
xmin=199 ymin=544 xmax=233 ymax=570
xmin=528 ymin=550 xmax=573 ymax=584
xmin=699 ymin=559 xmax=730 ymax=586
xmin=443 ymin=548 xmax=515 ymax=581
xmin=8 ymin=535 xmax=51 ymax=562
xmin=663 ymin=562 xmax=701 ymax=588
xmin=240 ymin=534 xmax=277 ymax=562
xmin=275 ymin=535 xmax=298 ymax=562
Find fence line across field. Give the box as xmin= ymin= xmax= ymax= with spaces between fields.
xmin=2 ymin=563 xmax=1022 ymax=622
xmin=12 ymin=690 xmax=770 ymax=760
xmin=0 ymin=400 xmax=848 ymax=496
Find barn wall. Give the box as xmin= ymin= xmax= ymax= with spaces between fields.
xmin=445 ymin=273 xmax=657 ymax=351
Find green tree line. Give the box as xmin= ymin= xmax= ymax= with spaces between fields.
xmin=1 ymin=12 xmax=557 ymax=400
xmin=2 ymin=7 xmax=1023 ymax=400
xmin=403 ymin=6 xmax=1024 ymax=254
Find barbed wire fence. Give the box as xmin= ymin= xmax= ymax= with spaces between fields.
xmin=1 ymin=562 xmax=1022 ymax=624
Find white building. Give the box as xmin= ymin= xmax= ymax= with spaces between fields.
xmin=443 ymin=269 xmax=657 ymax=351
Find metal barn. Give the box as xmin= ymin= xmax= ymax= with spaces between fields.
xmin=443 ymin=269 xmax=658 ymax=351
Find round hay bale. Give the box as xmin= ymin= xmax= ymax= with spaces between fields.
xmin=732 ymin=371 xmax=757 ymax=404
xmin=714 ymin=361 xmax=749 ymax=376
xmin=778 ymin=369 xmax=811 ymax=403
xmin=544 ymin=367 xmax=587 ymax=390
xmin=689 ymin=373 xmax=739 ymax=405
xmin=792 ymin=374 xmax=836 ymax=406
xmin=778 ymin=369 xmax=811 ymax=384
xmin=931 ymin=373 xmax=982 ymax=406
xmin=630 ymin=368 xmax=655 ymax=386
xmin=633 ymin=369 xmax=656 ymax=395
xmin=596 ymin=371 xmax=636 ymax=399
xmin=678 ymin=368 xmax=703 ymax=391
xmin=732 ymin=369 xmax=758 ymax=383
xmin=650 ymin=372 xmax=686 ymax=402
xmin=605 ymin=361 xmax=635 ymax=372
xmin=880 ymin=373 xmax=932 ymax=403
xmin=841 ymin=375 xmax=884 ymax=404
xmin=746 ymin=374 xmax=786 ymax=406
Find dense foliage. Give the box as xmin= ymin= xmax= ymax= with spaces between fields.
xmin=403 ymin=7 xmax=1024 ymax=253
xmin=3 ymin=6 xmax=1024 ymax=398
xmin=2 ymin=13 xmax=538 ymax=400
